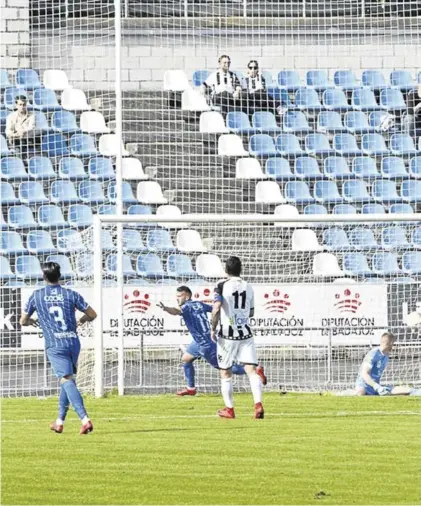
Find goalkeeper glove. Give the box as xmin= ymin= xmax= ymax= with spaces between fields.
xmin=375 ymin=384 xmax=390 ymax=396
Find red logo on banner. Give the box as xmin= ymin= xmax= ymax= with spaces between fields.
xmin=263 ymin=289 xmax=291 ymax=314
xmin=123 ymin=290 xmax=151 ymax=314
xmin=334 ymin=289 xmax=362 ymax=314
xmin=192 ymin=287 xmax=214 ymax=305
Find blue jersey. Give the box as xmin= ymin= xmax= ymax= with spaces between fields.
xmin=357 ymin=347 xmax=389 ymax=384
xmin=180 ymin=300 xmax=212 ymax=347
xmin=24 ymin=285 xmax=89 ymax=350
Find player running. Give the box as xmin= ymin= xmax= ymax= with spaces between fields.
xmin=211 ymin=256 xmax=264 ymax=419
xmin=158 ymin=285 xmax=267 ymax=396
xmin=20 ymin=261 xmax=97 ymax=434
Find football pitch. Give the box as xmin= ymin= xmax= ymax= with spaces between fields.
xmin=2 ymin=393 xmax=421 ymax=505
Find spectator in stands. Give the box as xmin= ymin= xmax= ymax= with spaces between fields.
xmin=200 ymin=55 xmax=242 ymax=115
xmin=6 ymin=95 xmax=35 ymax=153
xmin=402 ymin=85 xmax=421 ymax=138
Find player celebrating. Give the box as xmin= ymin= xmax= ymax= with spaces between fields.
xmin=158 ymin=285 xmax=267 ymax=396
xmin=20 ymin=262 xmax=97 ymax=434
xmin=211 ymin=256 xmax=264 ymax=419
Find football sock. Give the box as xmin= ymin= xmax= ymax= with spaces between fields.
xmin=249 ymin=372 xmax=263 ymax=404
xmin=221 ymin=377 xmax=234 ymax=408
xmin=183 ymin=362 xmax=195 ymax=388
xmin=62 ymin=379 xmax=88 ymax=420
xmin=58 ymin=384 xmax=70 ymax=421
xmin=232 ymin=364 xmax=246 ymax=375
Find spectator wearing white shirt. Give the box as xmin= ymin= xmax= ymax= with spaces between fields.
xmin=200 ymin=55 xmax=242 ymax=115
xmin=6 ymin=95 xmax=35 ymax=154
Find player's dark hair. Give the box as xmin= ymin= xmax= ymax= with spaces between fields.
xmin=218 ymin=54 xmax=231 ymax=63
xmin=177 ymin=285 xmax=192 ymax=297
xmin=225 ymin=256 xmax=242 ymax=276
xmin=381 ymin=331 xmax=395 ymax=341
xmin=15 ymin=95 xmax=27 ymax=103
xmin=42 ymin=262 xmax=61 ymax=283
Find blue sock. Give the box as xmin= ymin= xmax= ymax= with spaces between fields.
xmin=409 ymin=388 xmax=421 ymax=396
xmin=183 ymin=362 xmax=195 ymax=388
xmin=58 ymin=385 xmax=70 ymax=421
xmin=62 ymin=379 xmax=87 ymax=420
xmin=232 ymin=364 xmax=246 ymax=375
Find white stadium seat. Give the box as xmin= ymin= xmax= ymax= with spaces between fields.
xmin=199 ymin=111 xmax=229 ymax=133
xmin=218 ymin=134 xmax=248 ymax=156
xmin=163 ymin=70 xmax=190 ymax=91
xmin=176 ymin=229 xmax=207 ymax=252
xmin=80 ymin=111 xmax=111 ymax=134
xmin=236 ymin=158 xmax=266 ymax=179
xmin=121 ymin=158 xmax=148 ymax=180
xmin=291 ymin=229 xmax=323 ymax=251
xmin=181 ymin=88 xmax=211 ymax=112
xmin=61 ymin=88 xmax=91 ymax=111
xmin=156 ymin=205 xmax=190 ymax=228
xmin=255 ymin=181 xmax=285 ymax=204
xmin=273 ymin=204 xmax=300 ymax=228
xmin=98 ymin=134 xmax=129 ymax=157
xmin=43 ymin=70 xmax=72 ymax=91
xmin=312 ymin=253 xmax=344 ymax=276
xmin=136 ymin=182 xmax=167 ymax=204
xmin=196 ymin=253 xmax=225 ymax=278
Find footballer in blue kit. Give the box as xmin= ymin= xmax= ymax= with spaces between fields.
xmin=158 ymin=285 xmax=267 ymax=396
xmin=20 ymin=262 xmax=97 ymax=434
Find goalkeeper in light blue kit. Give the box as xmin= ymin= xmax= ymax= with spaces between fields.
xmin=158 ymin=286 xmax=267 ymax=396
xmin=20 ymin=262 xmax=97 ymax=434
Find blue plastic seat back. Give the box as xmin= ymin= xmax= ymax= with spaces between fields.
xmin=0 ymin=69 xmax=11 ymax=88
xmin=323 ymin=88 xmax=349 ymax=108
xmin=343 ymin=179 xmax=370 ymax=199
xmin=1 ymin=231 xmax=26 ymax=254
xmin=34 ymin=111 xmax=51 ymax=131
xmin=352 ymin=89 xmax=378 ymax=108
xmin=0 ymin=256 xmax=14 ymax=278
xmin=361 ymin=203 xmax=385 ymax=214
xmin=351 ymin=156 xmax=379 ymax=177
xmin=402 ymin=252 xmax=421 ymax=273
xmin=252 ymin=111 xmax=279 ymax=130
xmin=78 ymin=181 xmax=106 ymax=204
xmin=323 ymin=228 xmax=349 ymax=249
xmin=381 ymin=156 xmax=407 ymax=177
xmin=28 ymin=156 xmax=55 ymax=179
xmin=390 ymin=203 xmax=413 ymax=214
xmin=362 ymin=133 xmax=388 ymax=153
xmin=57 ymin=229 xmax=85 ymax=252
xmin=27 ymin=230 xmax=55 ymax=252
xmin=4 ymin=87 xmax=28 ymax=108
xmin=401 ymin=180 xmax=421 ymax=200
xmin=88 ymin=156 xmax=115 ymax=180
xmin=74 ymin=253 xmax=94 ymax=277
xmin=381 ymin=226 xmax=408 ymax=248
xmin=285 ymin=181 xmax=312 ymax=200
xmin=304 ymin=204 xmax=328 ymax=215
xmin=192 ymin=70 xmax=210 ymax=87
xmin=33 ymin=88 xmax=60 ymax=108
xmin=51 ymin=180 xmax=79 ymax=202
xmin=410 ymin=156 xmax=421 ymax=176
xmin=167 ymin=254 xmax=195 ymax=276
xmin=1 ymin=157 xmax=27 ymax=179
xmin=362 ymin=70 xmax=387 ymax=88
xmin=283 ymin=111 xmax=310 ymax=131
xmin=123 ymin=229 xmax=146 ymax=252
xmin=249 ymin=134 xmax=276 ymax=155
xmin=390 ymin=70 xmax=413 ymax=87
xmin=106 ymin=254 xmax=135 ymax=277
xmin=15 ymin=255 xmax=43 ymax=278
xmin=294 ymin=157 xmax=321 ymax=178
xmin=372 ymin=251 xmax=400 ymax=273
xmin=70 ymin=134 xmax=97 ymax=155
xmin=276 ymin=134 xmax=302 ymax=154
xmin=334 ymin=134 xmax=359 ymax=152
xmin=8 ymin=205 xmax=36 ymax=228
xmin=369 ymin=111 xmax=388 ymax=129
xmin=226 ymin=111 xmax=252 ymax=131
xmin=52 ymin=111 xmax=79 ymax=132
xmin=411 ymin=228 xmax=421 ymax=247
xmin=318 ymin=111 xmax=343 ymax=130
xmin=314 ymin=181 xmax=341 ymax=200
xmin=372 ymin=180 xmax=399 ymax=200
xmin=380 ymin=89 xmax=405 ymax=108
xmin=15 ymin=69 xmax=41 ymax=89
xmin=295 ymin=88 xmax=322 ymax=107
xmin=390 ymin=134 xmax=416 ymax=153
xmin=344 ymin=111 xmax=370 ymax=130
xmin=324 ymin=157 xmax=351 ymax=178
xmin=147 ymin=229 xmax=174 ymax=250
xmin=98 ymin=204 xmax=117 ymax=215
xmin=334 ymin=70 xmax=358 ymax=88
xmin=332 ymin=204 xmax=357 ymax=215
xmin=68 ymin=204 xmax=94 ymax=227
xmin=348 ymin=228 xmax=377 ymax=249
xmin=41 ymin=133 xmax=68 ymax=156
xmin=265 ymin=158 xmax=293 ymax=179
xmin=0 ymin=182 xmax=18 ymax=203
xmin=305 ymin=133 xmax=331 ymax=153
xmin=19 ymin=181 xmax=48 ymax=203
xmin=278 ymin=70 xmax=300 ymax=88
xmin=137 ymin=253 xmax=164 ymax=276
xmin=107 ymin=181 xmax=136 ymax=203
xmin=306 ymin=70 xmax=330 ymax=88
xmin=343 ymin=252 xmax=371 ymax=274
xmin=38 ymin=204 xmax=67 ymax=227
xmin=59 ymin=156 xmax=87 ymax=179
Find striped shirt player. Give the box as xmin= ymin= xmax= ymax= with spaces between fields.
xmin=20 ymin=261 xmax=96 ymax=434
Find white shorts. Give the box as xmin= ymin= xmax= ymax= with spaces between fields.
xmin=216 ymin=337 xmax=258 ymax=370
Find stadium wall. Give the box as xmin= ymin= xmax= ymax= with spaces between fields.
xmin=0 ymin=0 xmax=30 ymax=69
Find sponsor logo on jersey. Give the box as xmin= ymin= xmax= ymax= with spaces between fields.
xmin=262 ymin=289 xmax=291 ymax=314
xmin=334 ymin=289 xmax=362 ymax=314
xmin=229 ymin=315 xmax=250 ymax=326
xmin=44 ymin=294 xmax=64 ymax=303
xmin=123 ymin=290 xmax=151 ymax=314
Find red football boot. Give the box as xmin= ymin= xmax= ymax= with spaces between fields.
xmin=49 ymin=422 xmax=63 ymax=433
xmin=217 ymin=407 xmax=235 ymax=419
xmin=254 ymin=402 xmax=264 ymax=419
xmin=80 ymin=420 xmax=93 ymax=435
xmin=256 ymin=365 xmax=267 ymax=386
xmin=176 ymin=387 xmax=197 ymax=396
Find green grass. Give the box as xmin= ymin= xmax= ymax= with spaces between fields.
xmin=2 ymin=393 xmax=421 ymax=505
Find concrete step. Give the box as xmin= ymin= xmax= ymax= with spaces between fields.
xmin=157 ymin=177 xmax=247 ymax=192
xmin=127 ymin=141 xmax=205 ymax=156
xmin=151 ymin=165 xmax=234 ymax=179
xmin=137 ymin=154 xmax=228 ymax=167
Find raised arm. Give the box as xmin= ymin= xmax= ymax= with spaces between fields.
xmin=157 ymin=302 xmax=181 ymax=316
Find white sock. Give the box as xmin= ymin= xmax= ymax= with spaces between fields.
xmin=56 ymin=418 xmax=64 ymax=426
xmin=249 ymin=372 xmax=263 ymax=404
xmin=82 ymin=416 xmax=90 ymax=425
xmin=221 ymin=377 xmax=234 ymax=408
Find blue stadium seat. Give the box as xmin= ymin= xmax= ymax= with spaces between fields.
xmin=390 ymin=203 xmax=414 ymax=214
xmin=278 ymin=70 xmax=301 ymax=91
xmin=100 ymin=229 xmax=114 ymax=252
xmin=361 ymin=203 xmax=385 ymax=214
xmin=123 ymin=229 xmax=146 ymax=253
xmin=295 ymin=88 xmax=323 ymax=110
xmin=70 ymin=134 xmax=98 ymax=156
xmin=0 ymin=157 xmax=27 ymax=180
xmin=0 ymin=182 xmax=19 ymax=205
xmin=368 ymin=111 xmax=389 ymax=131
xmin=305 ymin=133 xmax=334 ymax=156
xmin=78 ymin=181 xmax=106 ymax=205
xmin=352 ymin=89 xmax=380 ymax=111
xmin=332 ymin=203 xmax=357 ymax=214
xmin=1 ymin=134 xmax=13 ymax=155
xmin=56 ymin=229 xmax=85 ymax=253
xmin=390 ymin=70 xmax=415 ymax=91
xmin=381 ymin=226 xmax=409 ymax=249
xmin=136 ymin=253 xmax=165 ymax=277
xmin=0 ymin=231 xmax=27 ymax=255
xmin=317 ymin=111 xmax=347 ymax=133
xmin=15 ymin=69 xmax=42 ymax=90
xmin=0 ymin=256 xmax=15 ymax=280
xmin=107 ymin=181 xmax=137 ymax=205
xmin=32 ymin=89 xmax=61 ymax=111
xmin=380 ymin=156 xmax=408 ymax=178
xmin=4 ymin=87 xmax=28 ymax=109
xmin=74 ymin=253 xmax=93 ymax=278
xmin=334 ymin=70 xmax=359 ymax=90
xmin=409 ymin=156 xmax=421 ymax=177
xmin=261 ymin=71 xmax=274 ymax=86
xmin=51 ymin=180 xmax=80 ymax=204
xmin=226 ymin=111 xmax=257 ymax=134
xmin=418 ymin=71 xmax=421 ymax=84
xmin=127 ymin=204 xmax=154 ymax=226
xmin=322 ymin=228 xmax=351 ymax=251
xmin=361 ymin=133 xmax=389 ymax=156
xmin=249 ymin=134 xmax=277 ymax=156
xmin=389 ymin=134 xmax=417 ymax=156
xmin=252 ymin=112 xmax=282 ymax=133
xmin=380 ymin=89 xmax=406 ymax=111
xmin=372 ymin=251 xmax=401 ymax=275
xmin=58 ymin=156 xmax=87 ymax=180
xmin=27 ymin=156 xmax=56 ymax=180
xmin=283 ymin=111 xmax=311 ymax=133
xmin=47 ymin=254 xmax=75 ymax=279
xmin=98 ymin=204 xmax=116 ymax=215
xmin=15 ymin=255 xmax=43 ymax=279
xmin=67 ymin=204 xmax=94 ymax=228
xmin=267 ymin=88 xmax=292 ymax=107
xmin=0 ymin=70 xmax=12 ymax=89
xmin=306 ymin=70 xmax=332 ymax=91
xmin=8 ymin=205 xmax=37 ymax=229
xmin=34 ymin=111 xmax=54 ymax=133
xmin=304 ymin=204 xmax=328 ymax=215
xmin=362 ymin=70 xmax=387 ymax=90
xmin=348 ymin=227 xmax=378 ymax=250
xmin=167 ymin=254 xmax=196 ymax=277
xmin=343 ymin=111 xmax=375 ymax=134
xmin=0 ymin=110 xmax=8 ymax=135
xmin=294 ymin=156 xmax=323 ymax=179
xmin=284 ymin=181 xmax=314 ymax=204
xmin=19 ymin=181 xmax=48 ymax=204
xmin=88 ymin=156 xmax=115 ymax=180
xmin=351 ymin=156 xmax=379 ymax=178
xmin=324 ymin=156 xmax=353 ymax=179
xmin=343 ymin=252 xmax=373 ymax=276
xmin=192 ymin=70 xmax=210 ymax=87
xmin=125 ymin=278 xmax=151 ymax=286
xmin=38 ymin=204 xmax=68 ymax=228
xmin=51 ymin=111 xmax=81 ymax=134
xmin=276 ymin=134 xmax=304 ymax=156
xmin=314 ymin=181 xmax=343 ymax=204
xmin=105 ymin=254 xmax=136 ymax=278
xmin=41 ymin=133 xmax=69 ymax=157
xmin=333 ymin=134 xmax=361 ymax=156
xmin=27 ymin=230 xmax=57 ymax=255
xmin=342 ymin=179 xmax=371 ymax=203
xmin=402 ymin=252 xmax=421 ymax=275
xmin=400 ymin=180 xmax=421 ymax=202
xmin=411 ymin=228 xmax=421 ymax=248
xmin=372 ymin=180 xmax=402 ymax=203
xmin=322 ymin=89 xmax=352 ymax=111
xmin=147 ymin=229 xmax=176 ymax=252
xmin=265 ymin=157 xmax=294 ymax=180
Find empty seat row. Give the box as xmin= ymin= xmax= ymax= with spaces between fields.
xmin=1 ymin=86 xmax=91 ymax=112
xmin=0 ymin=69 xmax=71 ymax=91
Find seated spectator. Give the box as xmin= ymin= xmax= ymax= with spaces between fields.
xmin=5 ymin=95 xmax=35 ymax=153
xmin=402 ymin=85 xmax=421 ymax=137
xmin=200 ymin=55 xmax=242 ymax=115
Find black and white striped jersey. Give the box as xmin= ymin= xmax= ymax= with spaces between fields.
xmin=242 ymin=74 xmax=266 ymax=94
xmin=204 ymin=70 xmax=241 ymax=95
xmin=214 ymin=277 xmax=254 ymax=340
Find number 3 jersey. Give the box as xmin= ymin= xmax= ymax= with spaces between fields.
xmin=214 ymin=277 xmax=254 ymax=340
xmin=24 ymin=285 xmax=89 ymax=349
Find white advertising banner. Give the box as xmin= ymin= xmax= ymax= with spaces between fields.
xmin=20 ymin=284 xmax=388 ymax=349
